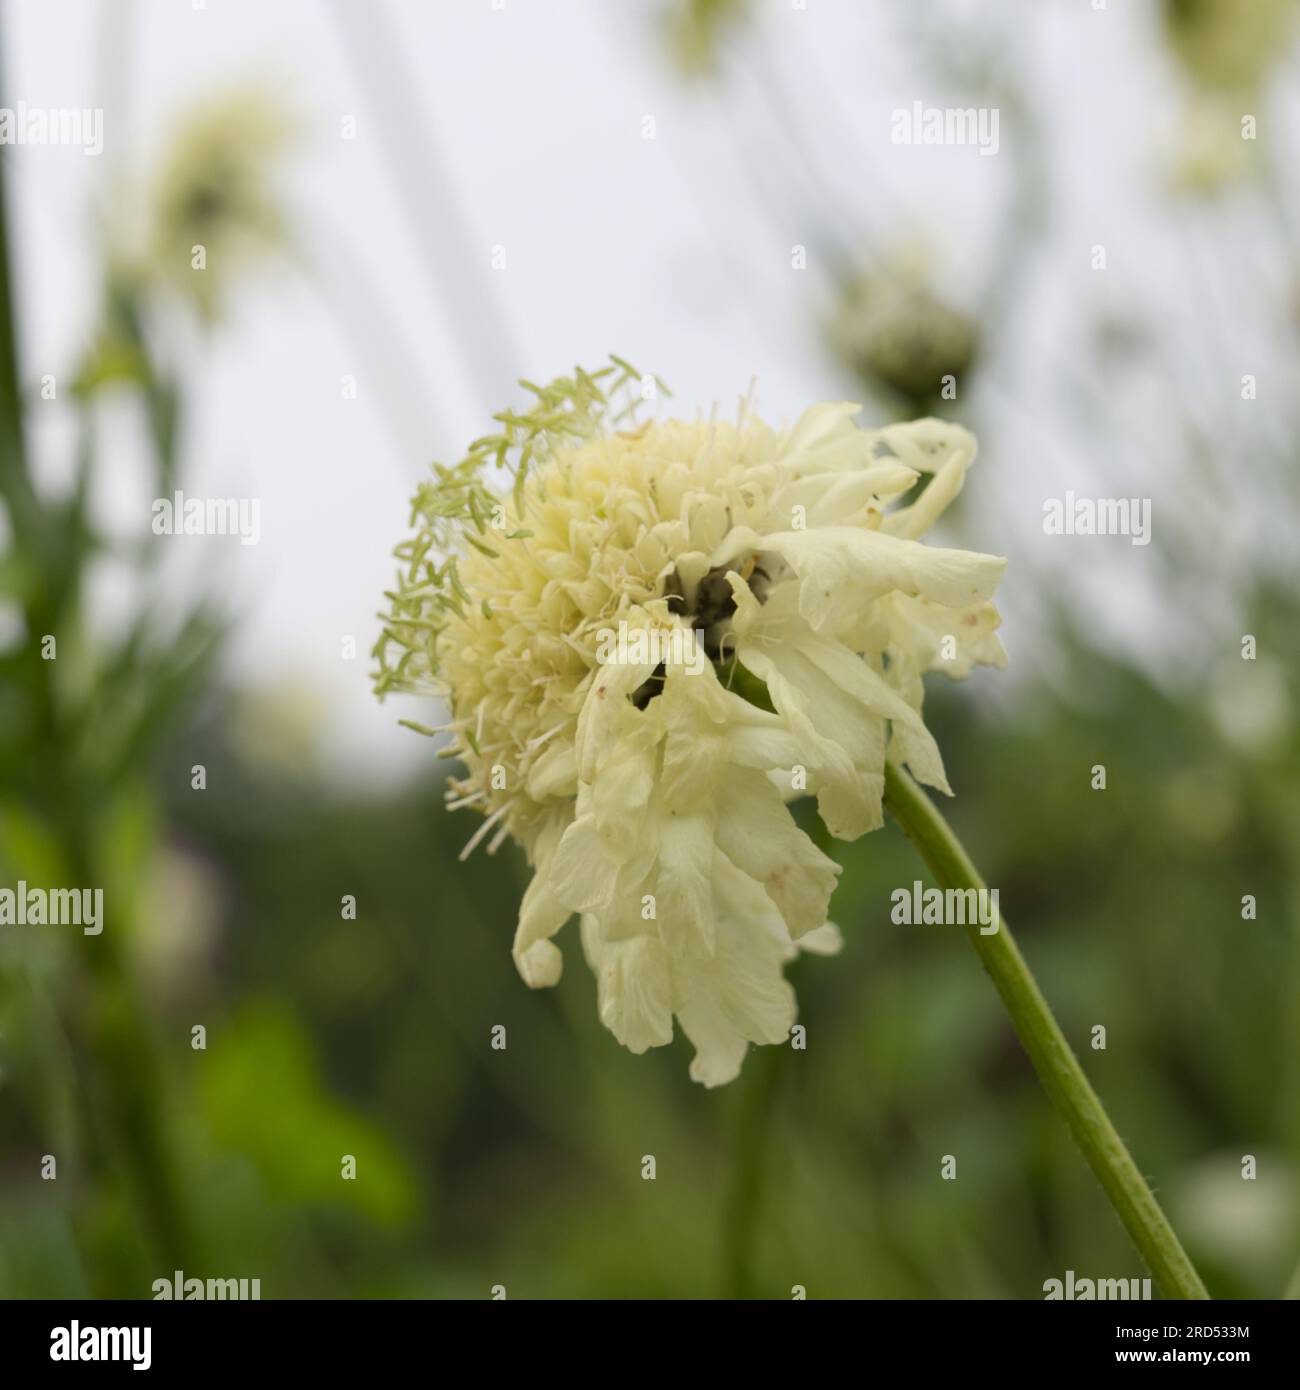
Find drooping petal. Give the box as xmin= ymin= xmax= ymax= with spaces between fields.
xmin=512 ymin=811 xmax=574 ymax=987
xmin=796 ymin=921 xmax=844 ymax=956
xmin=880 ymin=592 xmax=1008 ymax=679
xmin=676 ymin=851 xmax=798 ymax=1088
xmin=581 ymin=916 xmax=677 ymax=1054
xmin=713 ymin=767 xmax=841 ymax=938
xmin=653 ymin=806 xmax=718 ymax=958
xmin=876 ymin=418 xmax=977 ymax=539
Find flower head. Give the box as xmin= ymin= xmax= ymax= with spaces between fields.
xmin=832 ymin=265 xmax=978 ymax=413
xmin=1160 ymin=0 xmax=1293 ymax=191
xmin=117 ymin=85 xmax=296 ymax=321
xmin=1162 ymin=0 xmax=1294 ymax=101
xmin=377 ymin=360 xmax=1006 ymax=1085
xmin=661 ymin=0 xmax=751 ymax=79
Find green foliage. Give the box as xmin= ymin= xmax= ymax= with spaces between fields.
xmin=201 ymin=1003 xmax=417 ymax=1228
xmin=1 ymin=28 xmax=1296 ymax=1302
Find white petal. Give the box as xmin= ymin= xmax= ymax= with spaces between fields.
xmin=653 ymin=807 xmax=718 ymax=958
xmin=511 ymin=812 xmax=573 ymax=986
xmin=758 ymin=526 xmax=1006 ymax=634
xmin=581 ymin=917 xmax=676 ymax=1054
xmin=676 ymin=851 xmax=797 ymax=1087
xmin=730 ymin=579 xmax=888 ymax=835
xmin=657 ymin=666 xmax=730 ymax=812
xmin=796 ymin=921 xmax=844 ymax=956
xmin=881 ymin=592 xmax=1008 ymax=678
xmin=760 ymin=462 xmax=918 ymax=532
xmin=777 ymin=400 xmax=864 ymax=459
xmin=713 ymin=767 xmax=840 ymax=938
xmin=516 ymin=939 xmax=563 ymax=988
xmin=874 ymin=420 xmax=977 ymax=538
xmin=525 ymin=740 xmax=577 ymax=800
xmin=573 ymin=646 xmax=658 ymax=782
xmin=877 ymin=417 xmax=976 ymax=477
xmin=548 ymin=814 xmax=619 ymax=913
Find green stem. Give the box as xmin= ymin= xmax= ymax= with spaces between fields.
xmin=720 ymin=1043 xmax=782 ymax=1298
xmin=0 ymin=30 xmax=35 ymax=533
xmin=882 ymin=759 xmax=1209 ymax=1300
xmin=1283 ymin=1257 xmax=1300 ymax=1301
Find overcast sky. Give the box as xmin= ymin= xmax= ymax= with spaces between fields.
xmin=4 ymin=0 xmax=1297 ymax=781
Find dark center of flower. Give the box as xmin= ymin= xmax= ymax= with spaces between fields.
xmin=629 ymin=552 xmax=786 ymax=708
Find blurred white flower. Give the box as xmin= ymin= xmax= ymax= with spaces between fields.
xmin=1162 ymin=0 xmax=1295 ymax=192
xmin=1173 ymin=1151 xmax=1297 ymax=1278
xmin=1162 ymin=0 xmax=1295 ymax=101
xmin=378 ymin=363 xmax=1006 ymax=1084
xmin=131 ymin=847 xmax=222 ymax=1007
xmin=1207 ymin=655 xmax=1292 ymax=757
xmin=116 ymin=84 xmax=296 ymax=321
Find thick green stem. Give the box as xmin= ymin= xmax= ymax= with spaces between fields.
xmin=883 ymin=759 xmax=1209 ymax=1300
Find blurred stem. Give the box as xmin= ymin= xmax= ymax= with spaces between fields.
xmin=1284 ymin=1257 xmax=1300 ymax=1301
xmin=882 ymin=760 xmax=1210 ymax=1301
xmin=63 ymin=823 xmax=201 ymax=1286
xmin=0 ymin=65 xmax=196 ymax=1273
xmin=0 ymin=33 xmax=35 ymax=531
xmin=720 ymin=1041 xmax=782 ymax=1299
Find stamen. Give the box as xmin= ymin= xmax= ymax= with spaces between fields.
xmin=459 ymin=801 xmax=512 ymax=861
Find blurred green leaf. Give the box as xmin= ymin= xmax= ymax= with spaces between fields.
xmin=201 ymin=1001 xmax=418 ymax=1230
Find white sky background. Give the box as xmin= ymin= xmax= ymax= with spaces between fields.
xmin=4 ymin=0 xmax=1299 ymax=783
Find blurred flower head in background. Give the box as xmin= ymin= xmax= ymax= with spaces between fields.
xmin=1161 ymin=0 xmax=1296 ymax=192
xmin=376 ymin=363 xmax=1006 ymax=1084
xmin=831 ymin=261 xmax=979 ymax=415
xmin=117 ymin=83 xmax=297 ymax=321
xmin=1162 ymin=0 xmax=1295 ymax=100
xmin=661 ymin=0 xmax=751 ymax=79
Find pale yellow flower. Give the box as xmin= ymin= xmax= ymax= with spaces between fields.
xmin=119 ymin=85 xmax=295 ymax=321
xmin=377 ymin=363 xmax=1006 ymax=1084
